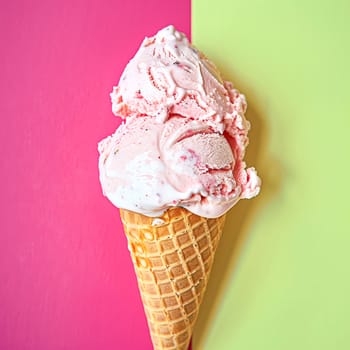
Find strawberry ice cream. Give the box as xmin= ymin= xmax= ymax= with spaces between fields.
xmin=98 ymin=25 xmax=260 ymax=218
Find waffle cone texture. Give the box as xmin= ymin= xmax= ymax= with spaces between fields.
xmin=120 ymin=207 xmax=226 ymax=350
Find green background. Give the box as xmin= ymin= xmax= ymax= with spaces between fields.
xmin=193 ymin=0 xmax=350 ymax=349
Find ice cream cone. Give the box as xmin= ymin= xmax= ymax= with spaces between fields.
xmin=120 ymin=207 xmax=226 ymax=350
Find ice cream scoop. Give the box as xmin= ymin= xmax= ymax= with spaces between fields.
xmin=98 ymin=25 xmax=260 ymax=218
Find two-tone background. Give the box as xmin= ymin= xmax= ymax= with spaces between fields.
xmin=1 ymin=0 xmax=350 ymax=349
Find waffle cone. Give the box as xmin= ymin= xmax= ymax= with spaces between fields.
xmin=120 ymin=207 xmax=225 ymax=350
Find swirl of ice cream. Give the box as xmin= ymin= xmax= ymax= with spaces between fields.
xmin=98 ymin=25 xmax=260 ymax=218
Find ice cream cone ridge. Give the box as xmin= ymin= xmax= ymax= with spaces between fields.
xmin=120 ymin=207 xmax=226 ymax=350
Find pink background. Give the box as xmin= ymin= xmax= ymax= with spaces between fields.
xmin=1 ymin=1 xmax=190 ymax=349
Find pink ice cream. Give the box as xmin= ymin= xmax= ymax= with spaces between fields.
xmin=98 ymin=25 xmax=260 ymax=218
